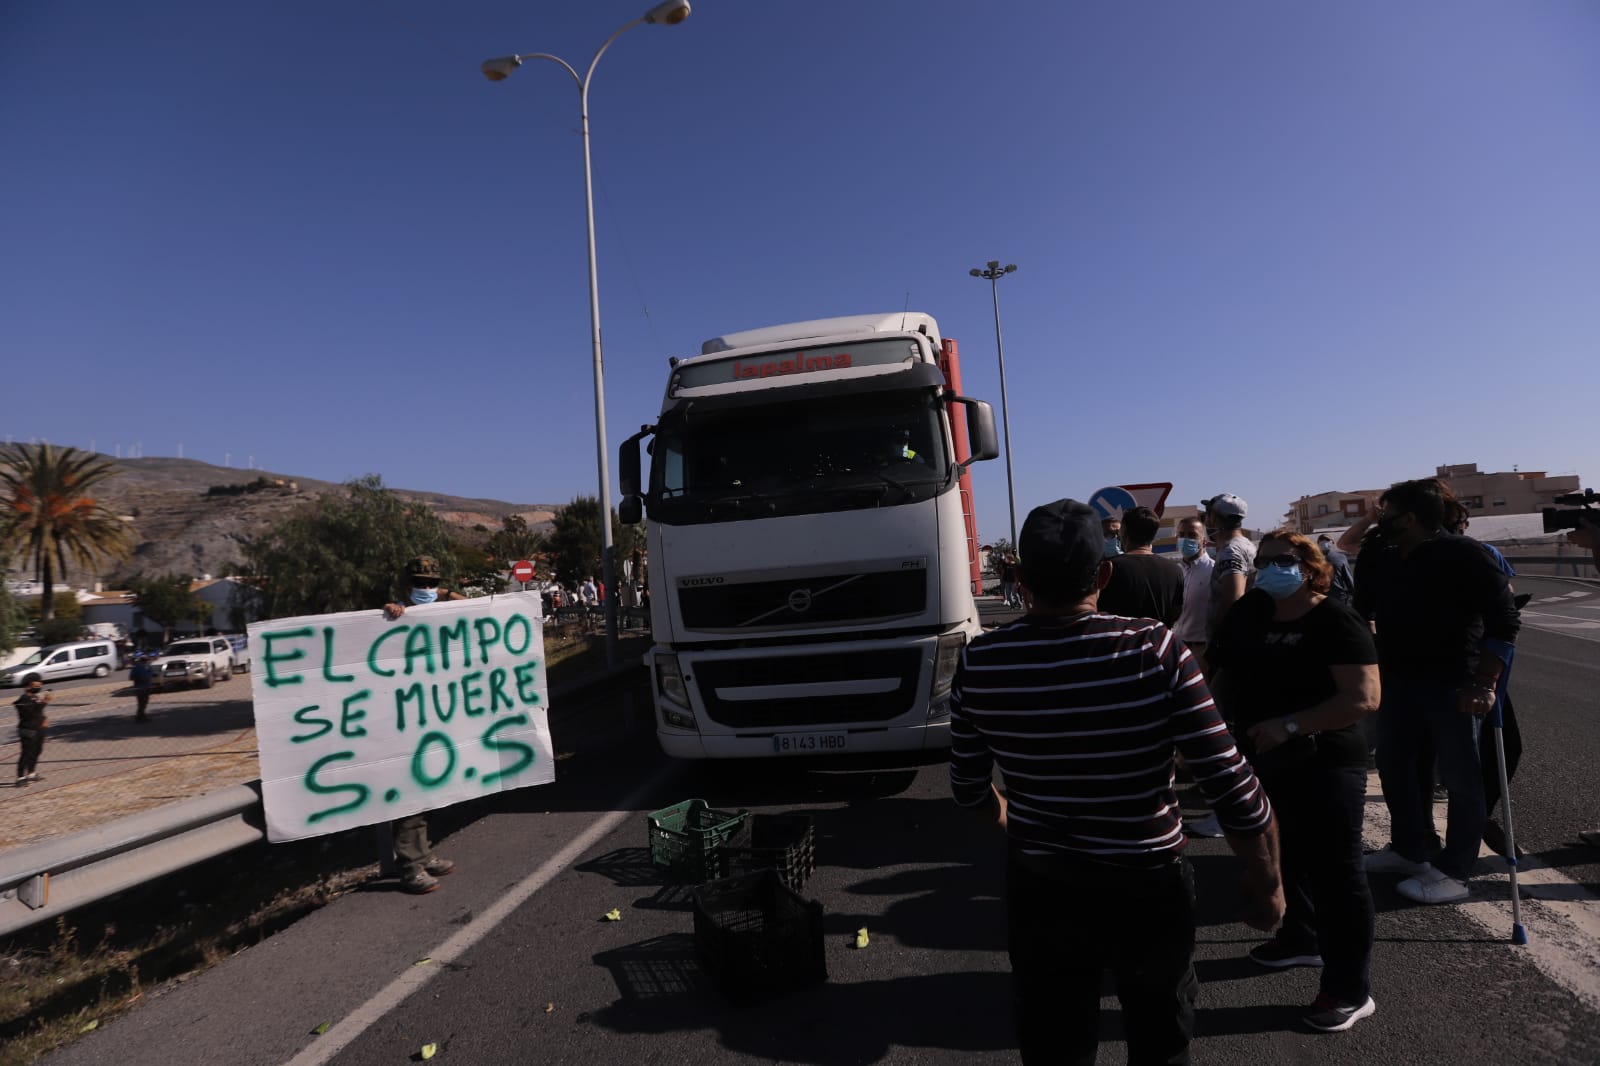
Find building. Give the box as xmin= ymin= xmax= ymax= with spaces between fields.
xmin=79 ymin=577 xmax=260 ymax=641
xmin=1282 ymin=462 xmax=1582 ymax=536
xmin=1285 ymin=490 xmax=1384 ymax=535
xmin=1434 ymin=463 xmax=1579 ymax=518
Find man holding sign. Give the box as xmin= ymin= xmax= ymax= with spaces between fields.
xmin=249 ymin=556 xmax=555 ymax=895
xmin=382 ymin=556 xmax=467 ymax=893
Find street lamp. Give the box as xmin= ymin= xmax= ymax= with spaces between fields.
xmin=483 ymin=0 xmax=691 ymax=669
xmin=969 ymin=260 xmax=1019 ymax=550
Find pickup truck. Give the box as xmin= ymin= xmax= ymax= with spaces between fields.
xmin=149 ymin=637 xmax=238 ymax=690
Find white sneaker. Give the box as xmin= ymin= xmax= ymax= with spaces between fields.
xmin=1396 ymin=866 xmax=1469 ymax=904
xmin=1184 ymin=812 xmax=1224 ymax=838
xmin=1362 ymin=847 xmax=1430 ymax=877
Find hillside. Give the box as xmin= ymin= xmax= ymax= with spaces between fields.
xmin=56 ymin=457 xmax=560 ymax=587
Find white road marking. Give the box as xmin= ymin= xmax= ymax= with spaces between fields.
xmin=284 ymin=766 xmax=674 ymax=1066
xmin=1362 ymin=771 xmax=1600 ymax=1013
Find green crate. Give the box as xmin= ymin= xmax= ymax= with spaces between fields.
xmin=712 ymin=813 xmax=816 ymax=891
xmin=646 ymin=799 xmax=750 ymax=882
xmin=693 ymin=869 xmax=827 ymax=1005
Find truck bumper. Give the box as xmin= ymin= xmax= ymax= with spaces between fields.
xmin=649 ymin=632 xmax=961 ymax=760
xmin=657 ymin=720 xmax=950 ymax=760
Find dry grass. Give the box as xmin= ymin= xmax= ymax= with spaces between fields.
xmin=0 ymin=839 xmax=377 ymax=1066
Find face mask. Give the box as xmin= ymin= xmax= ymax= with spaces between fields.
xmin=409 ymin=588 xmax=439 ymax=606
xmin=1177 ymin=537 xmax=1201 ymax=558
xmin=1104 ymin=537 xmax=1123 ymax=558
xmin=1254 ymin=564 xmax=1304 ymax=599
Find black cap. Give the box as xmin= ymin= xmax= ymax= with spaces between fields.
xmin=1019 ymin=499 xmax=1103 ymax=595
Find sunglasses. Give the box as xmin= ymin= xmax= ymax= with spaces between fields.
xmin=1257 ymin=553 xmax=1302 ymax=569
xmin=411 ymin=577 xmax=441 ymax=588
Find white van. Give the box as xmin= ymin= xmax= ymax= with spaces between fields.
xmin=0 ymin=640 xmax=122 ymax=687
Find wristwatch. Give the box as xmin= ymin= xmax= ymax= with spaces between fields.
xmin=1283 ymin=716 xmax=1301 ymax=736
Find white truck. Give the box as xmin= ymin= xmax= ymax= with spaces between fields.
xmin=150 ymin=636 xmax=238 ymax=690
xmin=618 ymin=312 xmax=999 ymax=759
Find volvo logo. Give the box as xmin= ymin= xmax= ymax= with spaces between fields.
xmin=679 ymin=576 xmax=725 ymax=587
xmin=787 ymin=588 xmax=813 ymax=613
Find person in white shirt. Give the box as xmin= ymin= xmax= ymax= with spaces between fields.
xmin=1173 ymin=515 xmax=1215 ymax=657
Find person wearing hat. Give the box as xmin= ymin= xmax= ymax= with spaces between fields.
xmin=949 ymin=498 xmax=1283 ymax=1065
xmin=382 ymin=555 xmax=465 ymax=893
xmin=1202 ymin=493 xmax=1257 ymax=648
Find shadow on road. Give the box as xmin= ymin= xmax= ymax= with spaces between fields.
xmin=590 ymin=932 xmax=1013 ymax=1062
xmin=34 ymin=698 xmax=256 ymax=747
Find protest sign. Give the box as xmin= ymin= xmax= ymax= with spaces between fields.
xmin=248 ymin=592 xmax=554 ymax=843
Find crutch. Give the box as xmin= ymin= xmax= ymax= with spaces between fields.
xmin=1488 ymin=647 xmax=1527 ymax=945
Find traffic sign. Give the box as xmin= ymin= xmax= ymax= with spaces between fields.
xmin=1088 ymin=486 xmax=1139 ymax=521
xmin=511 ymin=560 xmax=535 ymax=583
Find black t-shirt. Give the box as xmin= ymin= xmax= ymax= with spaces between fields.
xmin=1098 ymin=553 xmax=1185 ymax=625
xmin=1207 ymin=590 xmax=1378 ymax=770
xmin=1368 ymin=534 xmax=1519 ymax=684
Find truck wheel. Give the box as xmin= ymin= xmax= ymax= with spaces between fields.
xmin=201 ymin=670 xmax=214 ymax=690
xmin=93 ymin=664 xmax=110 ymax=678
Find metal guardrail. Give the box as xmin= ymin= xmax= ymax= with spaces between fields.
xmin=0 ymin=660 xmax=649 ymax=939
xmin=0 ymin=785 xmax=265 ymax=938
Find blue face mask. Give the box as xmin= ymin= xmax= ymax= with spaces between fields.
xmin=1104 ymin=537 xmax=1123 ymax=558
xmin=1254 ymin=564 xmax=1304 ymax=599
xmin=1177 ymin=538 xmax=1201 ymax=558
xmin=409 ymin=588 xmax=438 ymax=606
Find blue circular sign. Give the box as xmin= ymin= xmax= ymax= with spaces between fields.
xmin=1088 ymin=486 xmax=1138 ymax=520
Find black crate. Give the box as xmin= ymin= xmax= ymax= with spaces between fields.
xmin=646 ymin=799 xmax=750 ymax=883
xmin=692 ymin=869 xmax=826 ymax=1005
xmin=712 ymin=813 xmax=816 ymax=890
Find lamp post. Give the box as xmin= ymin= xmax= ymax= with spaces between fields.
xmin=968 ymin=260 xmax=1019 ymax=550
xmin=483 ymin=0 xmax=691 ymax=669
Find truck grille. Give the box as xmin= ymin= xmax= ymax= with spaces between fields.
xmin=678 ymin=569 xmax=926 ymax=631
xmin=692 ymin=649 xmax=923 ymax=728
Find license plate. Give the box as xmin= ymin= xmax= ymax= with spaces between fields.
xmin=772 ymin=732 xmax=848 ymax=754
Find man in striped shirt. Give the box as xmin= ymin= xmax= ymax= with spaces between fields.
xmin=951 ymin=498 xmax=1283 ymax=1066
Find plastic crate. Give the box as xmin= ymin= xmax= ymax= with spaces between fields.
xmin=692 ymin=869 xmax=826 ymax=1005
xmin=646 ymin=799 xmax=750 ymax=883
xmin=712 ymin=813 xmax=816 ymax=890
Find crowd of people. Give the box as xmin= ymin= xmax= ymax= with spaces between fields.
xmin=952 ymin=477 xmax=1599 ymax=1062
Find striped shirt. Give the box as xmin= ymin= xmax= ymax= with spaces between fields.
xmin=950 ymin=612 xmax=1272 ymax=868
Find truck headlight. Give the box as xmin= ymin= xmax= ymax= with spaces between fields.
xmin=928 ymin=632 xmax=965 ymax=719
xmin=655 ymin=653 xmax=698 ymax=727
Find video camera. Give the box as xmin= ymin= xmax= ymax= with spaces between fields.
xmin=1542 ymin=489 xmax=1600 ymax=534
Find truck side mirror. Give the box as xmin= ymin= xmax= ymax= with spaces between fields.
xmin=619 ymin=495 xmax=644 ymax=526
xmin=618 ymin=424 xmax=653 ymax=497
xmin=955 ymin=398 xmax=1000 ymax=464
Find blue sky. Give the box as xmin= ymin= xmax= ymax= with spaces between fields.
xmin=4 ymin=1 xmax=1597 ymax=539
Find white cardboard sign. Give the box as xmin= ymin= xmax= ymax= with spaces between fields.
xmin=247 ymin=592 xmax=555 ymax=842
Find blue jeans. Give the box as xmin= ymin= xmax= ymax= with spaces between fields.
xmin=1375 ymin=672 xmax=1485 ymax=879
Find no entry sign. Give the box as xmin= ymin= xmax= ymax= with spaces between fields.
xmin=511 ymin=560 xmax=535 ymax=583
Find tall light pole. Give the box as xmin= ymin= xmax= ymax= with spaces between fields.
xmin=969 ymin=260 xmax=1019 ymax=550
xmin=483 ymin=0 xmax=691 ymax=669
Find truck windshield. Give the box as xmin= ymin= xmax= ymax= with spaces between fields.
xmin=649 ymin=388 xmax=950 ymax=525
xmin=167 ymin=642 xmax=209 ymax=655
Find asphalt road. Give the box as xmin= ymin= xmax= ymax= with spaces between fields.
xmin=39 ymin=598 xmax=1600 ymax=1066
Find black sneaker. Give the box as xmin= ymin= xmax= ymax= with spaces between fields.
xmin=1304 ymin=993 xmax=1376 ymax=1032
xmin=1248 ymin=939 xmax=1324 ymax=969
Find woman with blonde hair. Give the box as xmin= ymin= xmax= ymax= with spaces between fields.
xmin=1207 ymin=529 xmax=1381 ymax=1032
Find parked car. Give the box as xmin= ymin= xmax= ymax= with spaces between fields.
xmin=149 ymin=637 xmax=238 ymax=690
xmin=0 ymin=639 xmax=122 ymax=687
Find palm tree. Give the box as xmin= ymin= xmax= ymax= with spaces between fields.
xmin=0 ymin=444 xmax=132 ymax=620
